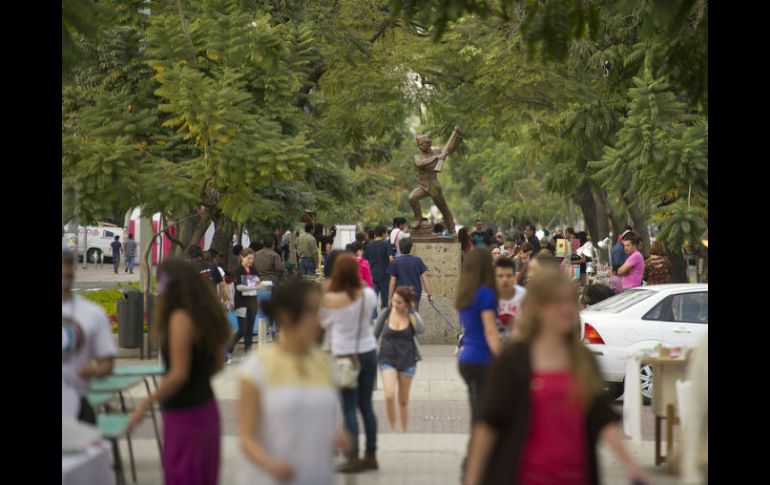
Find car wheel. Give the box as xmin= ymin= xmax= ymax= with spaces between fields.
xmin=604 ymin=382 xmax=624 ymax=401
xmin=87 ymin=248 xmax=102 ymax=264
xmin=640 ymin=364 xmax=653 ymax=405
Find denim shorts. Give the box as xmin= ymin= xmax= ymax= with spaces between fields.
xmin=379 ymin=362 xmax=416 ymax=377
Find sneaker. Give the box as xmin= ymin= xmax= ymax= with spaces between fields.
xmin=225 ymin=352 xmax=233 ymax=365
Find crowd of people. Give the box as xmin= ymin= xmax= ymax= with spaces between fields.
xmin=64 ymin=215 xmax=689 ymax=485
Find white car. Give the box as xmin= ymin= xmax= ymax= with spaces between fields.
xmin=580 ymin=284 xmax=708 ymax=400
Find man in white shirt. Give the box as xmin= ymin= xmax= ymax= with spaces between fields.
xmin=62 ymin=244 xmax=117 ymax=424
xmin=494 ymin=257 xmax=527 ymax=341
xmin=389 ymin=217 xmax=409 ymax=257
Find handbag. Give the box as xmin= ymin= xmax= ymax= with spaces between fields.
xmin=332 ymin=296 xmax=366 ymax=390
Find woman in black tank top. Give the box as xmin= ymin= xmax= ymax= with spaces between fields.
xmin=128 ymin=260 xmax=230 ymax=485
xmin=373 ymin=287 xmax=426 ymax=432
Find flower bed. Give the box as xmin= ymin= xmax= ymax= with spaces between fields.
xmin=81 ymin=280 xmax=154 ymax=334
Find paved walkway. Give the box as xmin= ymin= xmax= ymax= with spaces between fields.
xmin=116 ymin=345 xmax=679 ymax=484
xmin=73 ymin=265 xmax=141 ymax=290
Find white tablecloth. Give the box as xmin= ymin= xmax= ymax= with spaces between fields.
xmin=622 ymin=352 xmax=643 ymax=443
xmin=62 ymin=440 xmax=113 ymax=485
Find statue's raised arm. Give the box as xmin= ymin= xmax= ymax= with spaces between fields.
xmin=435 ymin=125 xmax=462 ymax=173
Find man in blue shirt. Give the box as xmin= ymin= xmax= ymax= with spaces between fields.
xmin=611 ymin=226 xmax=633 ymax=270
xmin=387 ymin=238 xmax=433 ymax=310
xmin=364 ymin=225 xmax=393 ymax=310
xmin=110 ymin=235 xmax=122 ymax=274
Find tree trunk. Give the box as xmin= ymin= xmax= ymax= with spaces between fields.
xmin=600 ymin=189 xmax=624 ymax=240
xmin=620 ymin=190 xmax=650 ymax=258
xmin=188 ymin=216 xmax=211 ymax=251
xmin=592 ymin=187 xmax=611 ymax=241
xmin=211 ymin=216 xmax=233 ymax=270
xmin=668 ymin=251 xmax=688 ymax=283
xmin=574 ymin=183 xmax=600 ymax=241
xmin=173 ymin=215 xmax=196 ymax=257
xmin=566 ymin=198 xmax=575 ymax=229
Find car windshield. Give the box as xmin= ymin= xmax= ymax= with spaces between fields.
xmin=584 ymin=289 xmax=655 ymax=313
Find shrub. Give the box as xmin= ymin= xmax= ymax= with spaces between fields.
xmin=82 ymin=279 xmax=154 ymax=334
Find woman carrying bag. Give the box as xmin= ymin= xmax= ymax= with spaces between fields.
xmin=373 ymin=286 xmax=426 ymax=432
xmin=319 ymin=254 xmax=379 ymax=473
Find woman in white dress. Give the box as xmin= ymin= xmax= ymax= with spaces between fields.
xmin=237 ymin=278 xmax=351 ymax=485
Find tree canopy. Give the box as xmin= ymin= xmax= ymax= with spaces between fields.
xmin=63 ymin=0 xmax=707 ymax=258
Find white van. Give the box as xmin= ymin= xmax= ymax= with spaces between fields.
xmin=63 ymin=222 xmax=125 ymax=263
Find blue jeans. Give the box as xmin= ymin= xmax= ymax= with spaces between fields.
xmin=340 ymin=349 xmax=378 ymax=455
xmin=112 ymin=254 xmax=121 ymax=273
xmin=125 ymin=256 xmax=136 ymax=273
xmin=299 ymin=257 xmax=316 ymax=276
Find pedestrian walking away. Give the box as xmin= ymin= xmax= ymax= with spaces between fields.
xmin=110 ymin=235 xmax=122 ymax=274
xmin=123 ymin=233 xmax=138 ymax=274
xmin=387 ymin=238 xmax=433 ymax=311
xmin=319 ymin=254 xmax=379 ymax=473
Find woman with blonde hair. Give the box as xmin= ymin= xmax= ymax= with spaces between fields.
xmin=463 ymin=267 xmax=648 ymax=485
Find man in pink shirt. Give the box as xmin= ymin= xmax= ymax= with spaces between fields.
xmin=617 ymin=233 xmax=645 ymax=289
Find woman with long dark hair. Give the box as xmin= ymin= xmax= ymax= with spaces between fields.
xmin=455 ymin=248 xmax=501 ymax=424
xmin=237 ymin=277 xmax=352 ymax=484
xmin=128 ymin=259 xmax=230 ymax=485
xmin=374 ymin=286 xmax=426 ymax=432
xmin=319 ymin=254 xmax=379 ymax=473
xmin=228 ymin=248 xmax=260 ymax=359
xmin=463 ymin=267 xmax=648 ymax=485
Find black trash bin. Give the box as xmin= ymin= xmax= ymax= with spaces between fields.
xmin=117 ymin=289 xmax=144 ymax=351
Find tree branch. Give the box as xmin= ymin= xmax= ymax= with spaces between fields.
xmin=296 ymin=16 xmax=393 ymax=110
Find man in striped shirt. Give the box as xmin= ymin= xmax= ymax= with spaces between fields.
xmin=123 ymin=233 xmax=138 ymax=274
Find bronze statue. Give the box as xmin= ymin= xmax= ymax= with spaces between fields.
xmin=409 ymin=126 xmax=462 ymax=235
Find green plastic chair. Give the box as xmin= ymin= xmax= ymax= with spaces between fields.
xmin=87 ymin=392 xmax=115 ymax=409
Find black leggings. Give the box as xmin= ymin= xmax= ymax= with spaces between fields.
xmin=229 ymin=306 xmax=256 ymax=354
xmin=458 ymin=361 xmax=490 ymax=427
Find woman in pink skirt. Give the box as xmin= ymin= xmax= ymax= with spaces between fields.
xmin=129 ymin=259 xmax=231 ymax=485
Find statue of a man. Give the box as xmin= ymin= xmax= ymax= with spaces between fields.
xmin=409 ymin=126 xmax=462 ymax=235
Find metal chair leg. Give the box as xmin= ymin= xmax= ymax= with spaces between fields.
xmin=144 ymin=378 xmax=163 ymax=458
xmin=118 ymin=391 xmax=138 ymax=483
xmin=126 ymin=430 xmax=137 ymax=483
xmin=111 ymin=438 xmax=126 ymax=485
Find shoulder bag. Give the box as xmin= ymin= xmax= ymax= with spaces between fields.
xmin=332 ymin=295 xmax=366 ymax=390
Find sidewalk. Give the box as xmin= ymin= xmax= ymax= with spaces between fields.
xmin=119 ymin=345 xmax=679 ymax=484
xmin=73 ymin=265 xmax=141 ymax=290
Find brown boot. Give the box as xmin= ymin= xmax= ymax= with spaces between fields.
xmin=336 ymin=455 xmax=364 ymax=474
xmin=360 ymin=451 xmax=378 ymax=471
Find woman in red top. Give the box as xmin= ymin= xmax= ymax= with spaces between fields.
xmin=350 ymin=241 xmax=373 ymax=287
xmin=463 ymin=267 xmax=648 ymax=485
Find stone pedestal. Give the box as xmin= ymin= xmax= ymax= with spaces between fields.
xmin=411 ymin=239 xmax=461 ymax=344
